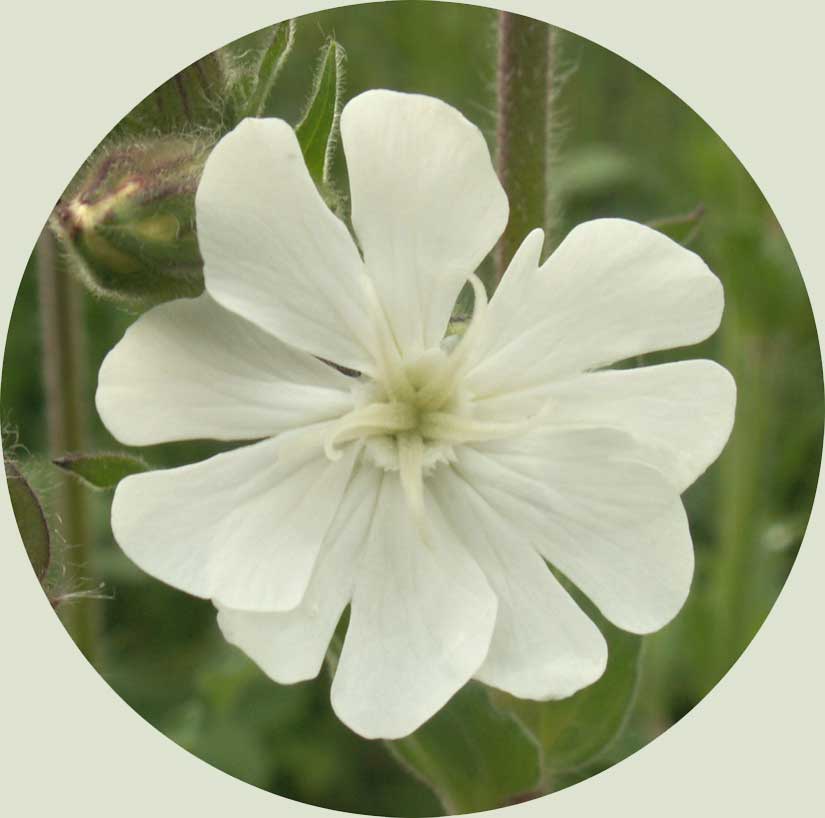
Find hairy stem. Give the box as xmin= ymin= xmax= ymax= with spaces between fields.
xmin=494 ymin=12 xmax=559 ymax=282
xmin=36 ymin=226 xmax=98 ymax=663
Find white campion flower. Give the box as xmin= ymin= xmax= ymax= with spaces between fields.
xmin=97 ymin=89 xmax=736 ymax=740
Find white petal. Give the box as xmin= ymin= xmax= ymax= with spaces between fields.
xmin=468 ymin=219 xmax=724 ymax=395
xmin=111 ymin=436 xmax=358 ymax=612
xmin=216 ymin=465 xmax=382 ymax=684
xmin=196 ymin=117 xmax=377 ymax=373
xmin=330 ymin=472 xmax=497 ymax=739
xmin=341 ymin=90 xmax=508 ymax=356
xmin=475 ymin=360 xmax=736 ymax=492
xmin=431 ymin=468 xmax=607 ymax=700
xmin=546 ymin=360 xmax=735 ymax=491
xmin=96 ymin=294 xmax=354 ymax=446
xmin=454 ymin=428 xmax=694 ymax=634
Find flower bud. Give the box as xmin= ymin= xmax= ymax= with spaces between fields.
xmin=53 ymin=137 xmax=209 ymax=308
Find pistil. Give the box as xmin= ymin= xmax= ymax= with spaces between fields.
xmin=398 ymin=432 xmax=429 ymax=543
xmin=324 ymin=401 xmax=418 ymax=460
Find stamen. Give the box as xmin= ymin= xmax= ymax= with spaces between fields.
xmin=416 ymin=273 xmax=489 ymax=409
xmin=398 ymin=432 xmax=430 ymax=545
xmin=324 ymin=402 xmax=418 ymax=460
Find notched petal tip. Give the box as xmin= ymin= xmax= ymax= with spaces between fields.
xmin=109 ymin=468 xmax=216 ymax=597
xmin=215 ymin=606 xmax=324 ymax=685
xmin=612 ymin=505 xmax=696 ymax=636
xmin=94 ymin=349 xmax=121 ymax=442
xmin=686 ymin=358 xmax=738 ymax=465
xmin=565 ymin=216 xmax=727 ymax=336
xmin=505 ymin=227 xmax=545 ymax=275
xmin=341 ymin=88 xmax=496 ymax=151
xmin=195 ymin=116 xmax=292 ymax=204
xmin=715 ymin=358 xmax=738 ymax=429
xmin=526 ymin=627 xmax=610 ymax=703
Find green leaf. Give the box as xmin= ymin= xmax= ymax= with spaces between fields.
xmin=123 ymin=52 xmax=227 ymax=134
xmin=242 ymin=20 xmax=296 ymax=119
xmin=53 ymin=452 xmax=149 ymax=491
xmin=295 ymin=39 xmax=345 ymax=185
xmin=492 ymin=612 xmax=643 ymax=776
xmin=387 ymin=682 xmax=542 ymax=813
xmin=5 ymin=461 xmax=51 ymax=581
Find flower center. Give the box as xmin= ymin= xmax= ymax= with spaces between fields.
xmin=320 ymin=274 xmax=532 ymax=538
xmin=324 ymin=346 xmax=470 ymax=472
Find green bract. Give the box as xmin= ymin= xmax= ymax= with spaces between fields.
xmin=5 ymin=461 xmax=50 ymax=582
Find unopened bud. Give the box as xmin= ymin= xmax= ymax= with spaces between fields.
xmin=53 ymin=137 xmax=209 ymax=309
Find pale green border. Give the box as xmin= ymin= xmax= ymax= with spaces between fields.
xmin=1 ymin=1 xmax=823 ymax=816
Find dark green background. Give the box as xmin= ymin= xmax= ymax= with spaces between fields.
xmin=2 ymin=2 xmax=822 ymax=815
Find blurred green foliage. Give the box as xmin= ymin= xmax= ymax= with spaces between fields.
xmin=1 ymin=2 xmax=822 ymax=815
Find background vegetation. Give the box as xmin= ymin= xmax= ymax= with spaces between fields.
xmin=2 ymin=2 xmax=821 ymax=815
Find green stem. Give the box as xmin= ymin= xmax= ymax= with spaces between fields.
xmin=36 ymin=226 xmax=98 ymax=664
xmin=709 ymin=300 xmax=767 ymax=685
xmin=494 ymin=12 xmax=559 ymax=282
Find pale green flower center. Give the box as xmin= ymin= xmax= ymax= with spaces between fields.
xmin=322 ymin=274 xmax=530 ymax=535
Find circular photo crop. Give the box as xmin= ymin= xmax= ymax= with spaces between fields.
xmin=3 ymin=2 xmax=822 ymax=815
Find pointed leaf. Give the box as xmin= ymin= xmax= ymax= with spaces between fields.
xmin=242 ymin=20 xmax=296 ymax=119
xmin=295 ymin=39 xmax=345 ymax=185
xmin=54 ymin=452 xmax=149 ymax=491
xmin=123 ymin=53 xmax=227 ymax=133
xmin=387 ymin=682 xmax=542 ymax=813
xmin=6 ymin=461 xmax=51 ymax=580
xmin=492 ymin=611 xmax=643 ymax=775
